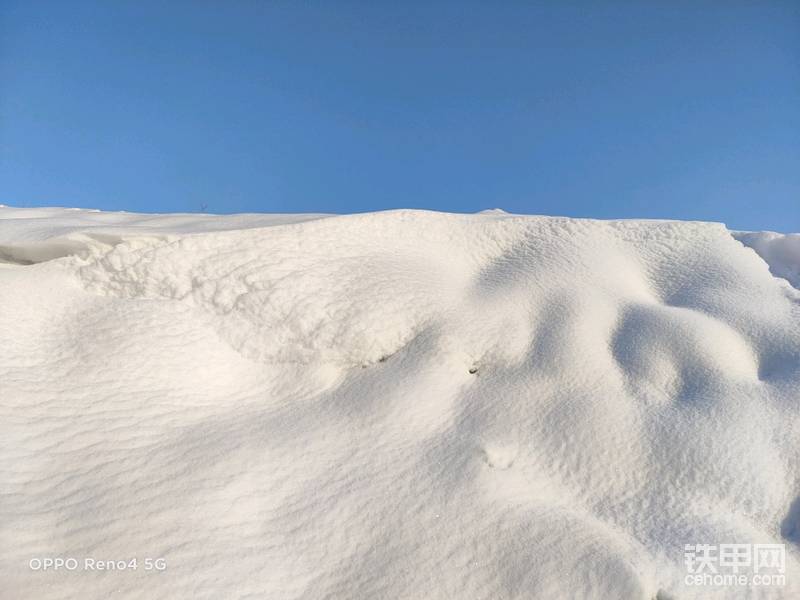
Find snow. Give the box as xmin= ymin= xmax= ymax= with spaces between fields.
xmin=1 ymin=206 xmax=799 ymax=599
xmin=734 ymin=231 xmax=800 ymax=290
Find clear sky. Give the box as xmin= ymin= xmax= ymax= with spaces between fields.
xmin=1 ymin=1 xmax=798 ymax=231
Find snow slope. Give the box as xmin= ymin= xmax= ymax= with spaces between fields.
xmin=734 ymin=231 xmax=800 ymax=291
xmin=1 ymin=206 xmax=799 ymax=599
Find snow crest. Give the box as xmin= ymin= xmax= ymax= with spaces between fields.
xmin=734 ymin=230 xmax=800 ymax=290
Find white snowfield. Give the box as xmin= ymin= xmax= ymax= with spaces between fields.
xmin=1 ymin=206 xmax=799 ymax=600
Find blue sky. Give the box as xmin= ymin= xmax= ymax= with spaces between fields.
xmin=1 ymin=1 xmax=798 ymax=231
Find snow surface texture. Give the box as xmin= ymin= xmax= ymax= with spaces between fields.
xmin=735 ymin=231 xmax=800 ymax=291
xmin=1 ymin=206 xmax=799 ymax=599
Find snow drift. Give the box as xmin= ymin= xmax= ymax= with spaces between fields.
xmin=1 ymin=206 xmax=798 ymax=599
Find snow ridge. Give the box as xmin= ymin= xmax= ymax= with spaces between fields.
xmin=734 ymin=231 xmax=800 ymax=290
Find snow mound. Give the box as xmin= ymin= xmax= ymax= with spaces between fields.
xmin=734 ymin=231 xmax=800 ymax=290
xmin=1 ymin=207 xmax=799 ymax=599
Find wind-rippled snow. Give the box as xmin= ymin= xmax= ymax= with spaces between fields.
xmin=1 ymin=206 xmax=798 ymax=599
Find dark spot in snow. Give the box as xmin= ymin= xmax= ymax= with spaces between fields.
xmin=781 ymin=496 xmax=800 ymax=546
